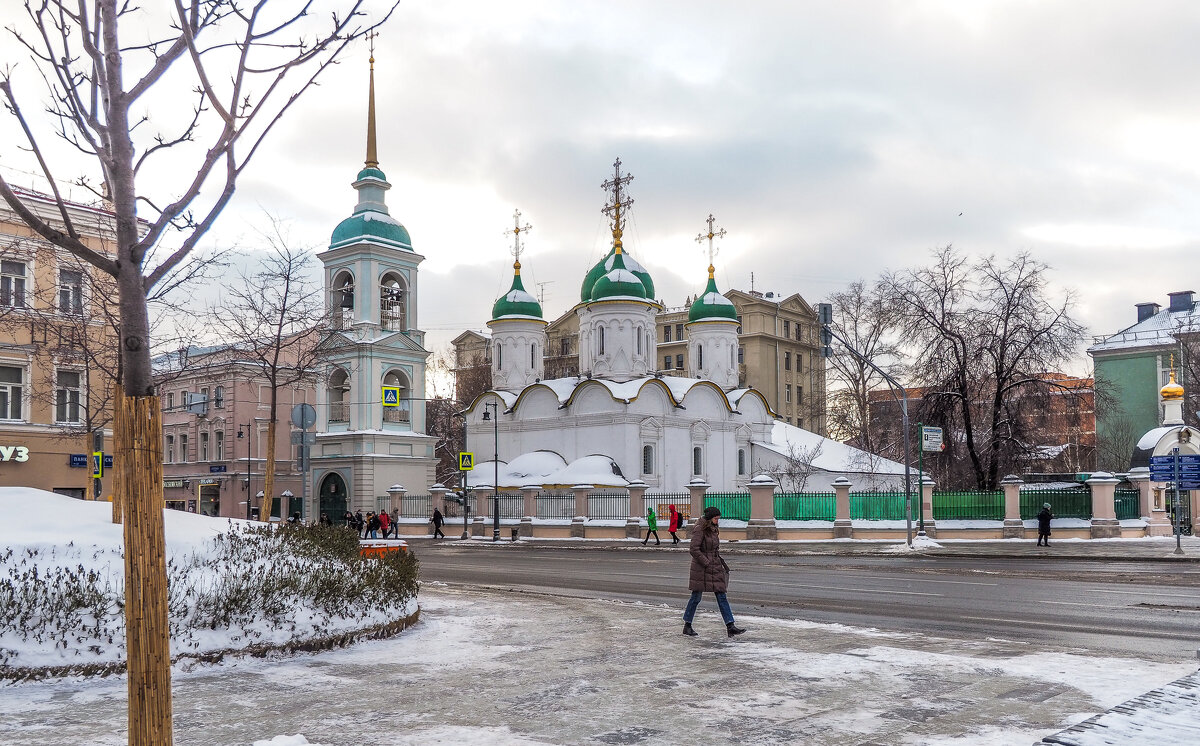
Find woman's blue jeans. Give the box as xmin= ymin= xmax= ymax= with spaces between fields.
xmin=683 ymin=590 xmax=734 ymax=625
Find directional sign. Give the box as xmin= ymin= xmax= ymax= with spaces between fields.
xmin=458 ymin=452 xmax=474 ymax=471
xmin=381 ymin=386 xmax=400 ymax=407
xmin=921 ymin=426 xmax=944 ymax=453
xmin=1150 ymin=454 xmax=1200 ymax=465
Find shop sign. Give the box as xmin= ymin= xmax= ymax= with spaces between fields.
xmin=164 ymin=479 xmax=186 ymax=489
xmin=198 ymin=478 xmax=220 ymax=487
xmin=0 ymin=445 xmax=30 ymax=462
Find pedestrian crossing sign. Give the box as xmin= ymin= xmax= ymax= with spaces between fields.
xmin=459 ymin=452 xmax=474 ymax=471
xmin=381 ymin=386 xmax=400 ymax=407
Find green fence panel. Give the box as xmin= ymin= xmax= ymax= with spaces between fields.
xmin=705 ymin=493 xmax=751 ymax=521
xmin=1114 ymin=489 xmax=1140 ymax=520
xmin=932 ymin=491 xmax=1004 ymax=520
xmin=1020 ymin=489 xmax=1091 ymax=520
xmin=849 ymin=492 xmax=910 ymax=521
xmin=774 ymin=492 xmax=835 ymax=520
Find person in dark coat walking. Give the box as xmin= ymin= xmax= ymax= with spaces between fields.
xmin=431 ymin=507 xmax=445 ymax=539
xmin=683 ymin=506 xmax=745 ymax=637
xmin=668 ymin=504 xmax=682 ymax=545
xmin=1037 ymin=503 xmax=1054 ymax=546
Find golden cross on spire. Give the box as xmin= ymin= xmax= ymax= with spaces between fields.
xmin=507 ymin=209 xmax=533 ymax=270
xmin=695 ymin=213 xmax=726 ymax=275
xmin=367 ymin=29 xmax=378 ymax=61
xmin=601 ymin=158 xmax=634 ymax=253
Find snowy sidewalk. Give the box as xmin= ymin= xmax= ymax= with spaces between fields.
xmin=1041 ymin=668 xmax=1200 ymax=745
xmin=3 ymin=585 xmax=1196 ymax=745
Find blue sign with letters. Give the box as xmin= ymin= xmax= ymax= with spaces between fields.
xmin=209 ymin=464 xmax=226 ymax=473
xmin=69 ymin=454 xmax=88 ymax=468
xmin=103 ymin=455 xmax=113 ymax=469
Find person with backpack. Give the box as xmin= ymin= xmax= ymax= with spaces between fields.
xmin=1037 ymin=502 xmax=1054 ymax=547
xmin=682 ymin=506 xmax=745 ymax=638
xmin=668 ymin=504 xmax=683 ymax=545
xmin=642 ymin=506 xmax=660 ymax=546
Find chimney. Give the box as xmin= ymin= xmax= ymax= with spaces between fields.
xmin=1135 ymin=302 xmax=1161 ymax=323
xmin=1168 ymin=290 xmax=1195 ymax=313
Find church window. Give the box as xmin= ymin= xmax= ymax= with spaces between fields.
xmin=383 ymin=370 xmax=411 ymax=425
xmin=697 ymin=344 xmax=703 ymax=368
xmin=737 ymin=449 xmax=746 ymax=475
xmin=642 ymin=445 xmax=654 ymax=475
xmin=598 ymin=326 xmax=605 ymax=356
xmin=497 ymin=341 xmax=503 ymax=370
xmin=530 ymin=343 xmax=536 ymax=370
xmin=637 ymin=327 xmax=643 ymax=356
xmin=328 ymin=368 xmax=350 ymax=423
xmin=332 ymin=271 xmax=354 ymax=330
xmin=730 ymin=345 xmax=735 ymax=367
xmin=379 ymin=272 xmax=407 ymax=331
xmin=692 ymin=446 xmax=703 ymax=476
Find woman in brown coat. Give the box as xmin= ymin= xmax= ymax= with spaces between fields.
xmin=682 ymin=506 xmax=746 ymax=637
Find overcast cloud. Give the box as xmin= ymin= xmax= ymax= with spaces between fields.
xmin=4 ymin=1 xmax=1200 ymax=366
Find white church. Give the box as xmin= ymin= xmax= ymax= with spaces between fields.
xmin=464 ymin=161 xmax=904 ymax=493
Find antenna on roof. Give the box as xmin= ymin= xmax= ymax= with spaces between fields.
xmin=536 ymin=280 xmax=554 ymax=304
xmin=750 ymin=271 xmax=755 ymax=293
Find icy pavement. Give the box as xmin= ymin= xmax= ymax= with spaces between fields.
xmin=1041 ymin=669 xmax=1200 ymax=745
xmin=2 ymin=585 xmax=1196 ymax=746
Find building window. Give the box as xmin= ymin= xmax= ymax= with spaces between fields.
xmin=784 ymin=351 xmax=791 ymax=371
xmin=785 ymin=384 xmax=792 ymax=403
xmin=783 ymin=320 xmax=790 ymax=338
xmin=598 ymin=326 xmax=605 ymax=356
xmin=560 ymin=337 xmax=571 ymax=356
xmin=797 ymin=417 xmax=804 ymax=429
xmin=213 ymin=386 xmax=224 ymax=409
xmin=692 ymin=446 xmax=703 ymax=476
xmin=675 ymin=354 xmax=683 ymax=369
xmin=664 ymin=325 xmax=672 ymax=343
xmin=179 ymin=434 xmax=188 ymax=463
xmin=55 ymin=370 xmax=82 ymax=423
xmin=0 ymin=365 xmax=24 ymax=420
xmin=642 ymin=445 xmax=654 ymax=475
xmin=166 ymin=392 xmax=174 ymax=411
xmin=737 ymin=448 xmax=746 ymax=476
xmin=664 ymin=355 xmax=672 ymax=370
xmin=199 ymin=432 xmax=209 ymax=461
xmin=796 ymin=324 xmax=803 ymax=341
xmin=497 ymin=341 xmax=503 ymax=370
xmin=637 ymin=329 xmax=643 ymax=356
xmin=531 ymin=343 xmax=536 ymax=370
xmin=737 ymin=346 xmax=744 ymax=364
xmin=795 ymin=354 xmax=803 ymax=373
xmin=379 ymin=272 xmax=407 ymax=331
xmin=166 ymin=434 xmax=175 ymax=463
xmin=59 ymin=269 xmax=84 ymax=315
xmin=797 ymin=385 xmax=803 ymax=402
xmin=736 ymin=315 xmax=742 ymax=334
xmin=0 ymin=260 xmax=27 ymax=308
xmin=215 ymin=431 xmax=224 ymax=461
xmin=697 ymin=344 xmax=704 ymax=368
xmin=675 ymin=323 xmax=683 ymax=340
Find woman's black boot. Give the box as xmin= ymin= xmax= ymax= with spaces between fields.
xmin=726 ymin=623 xmax=745 ymax=637
xmin=682 ymin=623 xmax=698 ymax=637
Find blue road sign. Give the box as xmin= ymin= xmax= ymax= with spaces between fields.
xmin=1150 ymin=454 xmax=1200 ymax=465
xmin=69 ymin=453 xmax=88 ymax=468
xmin=103 ymin=455 xmax=113 ymax=469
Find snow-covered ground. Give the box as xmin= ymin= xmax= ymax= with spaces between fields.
xmin=2 ymin=584 xmax=1196 ymax=745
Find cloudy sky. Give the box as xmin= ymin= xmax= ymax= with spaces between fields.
xmin=4 ymin=1 xmax=1200 ymax=364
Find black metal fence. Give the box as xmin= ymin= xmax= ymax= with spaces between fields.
xmin=536 ymin=490 xmax=575 ymax=519
xmin=587 ymin=491 xmax=630 ymax=520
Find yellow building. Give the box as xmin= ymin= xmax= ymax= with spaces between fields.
xmin=0 ymin=188 xmax=121 ymax=498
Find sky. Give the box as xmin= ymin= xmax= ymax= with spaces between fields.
xmin=4 ymin=1 xmax=1200 ymax=364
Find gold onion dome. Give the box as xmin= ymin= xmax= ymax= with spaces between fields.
xmin=1161 ymin=369 xmax=1185 ymax=401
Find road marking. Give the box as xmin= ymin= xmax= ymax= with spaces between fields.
xmin=828 ymin=573 xmax=998 ymax=587
xmin=1089 ymin=588 xmax=1200 ymax=600
xmin=741 ymin=579 xmax=941 ymax=597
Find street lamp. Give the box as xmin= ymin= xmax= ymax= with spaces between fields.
xmin=238 ymin=422 xmax=254 ymax=519
xmin=481 ymin=401 xmax=500 ymax=542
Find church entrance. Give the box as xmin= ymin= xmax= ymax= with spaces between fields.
xmin=319 ymin=472 xmax=348 ymax=524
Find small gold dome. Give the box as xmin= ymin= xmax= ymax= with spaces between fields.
xmin=1161 ymin=369 xmax=1185 ymax=401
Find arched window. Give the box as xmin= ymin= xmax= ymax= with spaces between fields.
xmin=598 ymin=325 xmax=605 ymax=356
xmin=636 ymin=326 xmax=643 ymax=356
xmin=737 ymin=449 xmax=746 ymax=475
xmin=379 ymin=272 xmax=407 ymax=331
xmin=692 ymin=446 xmax=703 ymax=476
xmin=332 ymin=272 xmax=354 ymax=330
xmin=382 ymin=369 xmax=411 ymax=425
xmin=697 ymin=344 xmax=704 ymax=368
xmin=328 ymin=368 xmax=350 ymax=423
xmin=642 ymin=445 xmax=654 ymax=475
xmin=496 ymin=341 xmax=503 ymax=371
xmin=530 ymin=342 xmax=536 ymax=370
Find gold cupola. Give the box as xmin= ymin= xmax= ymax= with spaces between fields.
xmin=1161 ymin=367 xmax=1185 ymax=401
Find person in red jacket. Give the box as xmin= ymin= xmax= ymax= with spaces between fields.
xmin=378 ymin=509 xmax=392 ymax=539
xmin=668 ymin=504 xmax=682 ymax=545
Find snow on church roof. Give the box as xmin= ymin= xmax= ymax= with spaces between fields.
xmin=483 ymin=374 xmax=767 ymax=413
xmin=466 ymin=452 xmax=628 ymax=488
xmin=756 ymin=421 xmax=906 ymax=476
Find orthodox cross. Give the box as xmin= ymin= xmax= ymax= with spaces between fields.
xmin=601 ymin=158 xmax=635 ymax=247
xmin=507 ymin=209 xmax=533 ymax=265
xmin=367 ymin=29 xmax=378 ymax=59
xmin=695 ymin=213 xmax=726 ymax=269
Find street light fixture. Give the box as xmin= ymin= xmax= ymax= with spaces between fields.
xmin=481 ymin=402 xmax=500 ymax=542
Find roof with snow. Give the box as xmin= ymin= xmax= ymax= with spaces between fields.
xmin=755 ymin=421 xmax=907 ymax=476
xmin=466 ymin=451 xmax=628 ymax=488
xmin=1089 ymin=303 xmax=1200 ymax=353
xmin=468 ymin=374 xmax=773 ymax=415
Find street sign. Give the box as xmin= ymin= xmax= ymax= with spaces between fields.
xmin=209 ymin=464 xmax=227 ymax=473
xmin=921 ymin=426 xmax=944 ymax=453
xmin=103 ymin=455 xmax=113 ymax=469
xmin=382 ymin=386 xmax=400 ymax=407
xmin=290 ymin=431 xmax=317 ymax=446
xmin=1150 ymin=454 xmax=1200 ymax=465
xmin=92 ymin=451 xmax=103 ymax=478
xmin=290 ymin=403 xmax=317 ymax=429
xmin=70 ymin=453 xmax=88 ymax=468
xmin=458 ymin=452 xmax=474 ymax=471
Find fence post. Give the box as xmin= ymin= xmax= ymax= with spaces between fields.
xmin=1128 ymin=467 xmax=1172 ymax=537
xmin=519 ymin=485 xmax=538 ymax=537
xmin=571 ymin=484 xmax=592 ymax=537
xmin=920 ymin=474 xmax=937 ymax=538
xmin=1087 ymin=471 xmax=1121 ymax=538
xmin=386 ymin=483 xmax=407 ymax=515
xmin=473 ymin=487 xmax=492 ymax=537
xmin=626 ymin=480 xmax=647 ymax=539
xmin=688 ymin=479 xmax=710 ymax=525
xmin=1001 ymin=474 xmax=1024 ymax=539
xmin=747 ymin=474 xmax=778 ymax=539
xmin=429 ymin=483 xmax=447 ymax=518
xmin=832 ymin=477 xmax=853 ymax=538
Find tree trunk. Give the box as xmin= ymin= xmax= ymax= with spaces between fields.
xmin=262 ymin=420 xmax=277 ymax=522
xmin=119 ymin=394 xmax=172 ymax=746
xmin=111 ymin=385 xmax=125 ymax=525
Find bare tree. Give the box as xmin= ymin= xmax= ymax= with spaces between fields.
xmin=208 ymin=222 xmax=322 ymax=522
xmin=883 ymin=246 xmax=1087 ymax=490
xmin=0 ymin=3 xmax=394 ymax=740
xmin=823 ymin=280 xmax=903 ymax=449
xmin=755 ymin=441 xmax=824 ymax=492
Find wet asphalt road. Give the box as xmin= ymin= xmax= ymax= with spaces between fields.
xmin=413 ymin=541 xmax=1200 ymax=661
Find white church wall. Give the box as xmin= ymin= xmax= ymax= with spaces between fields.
xmin=626 ymin=382 xmax=672 ymax=416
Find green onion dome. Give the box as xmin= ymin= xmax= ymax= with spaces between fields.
xmin=688 ymin=268 xmax=738 ymax=322
xmin=330 ymin=208 xmax=412 ymax=251
xmin=356 ymin=166 xmax=388 ymax=182
xmin=491 ymin=261 xmax=544 ymax=320
xmin=590 ymin=250 xmax=648 ymax=300
xmin=580 ymin=247 xmax=655 ymax=301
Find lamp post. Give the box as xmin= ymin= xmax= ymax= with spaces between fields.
xmin=238 ymin=422 xmax=253 ymax=519
xmin=482 ymin=401 xmax=500 ymax=542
